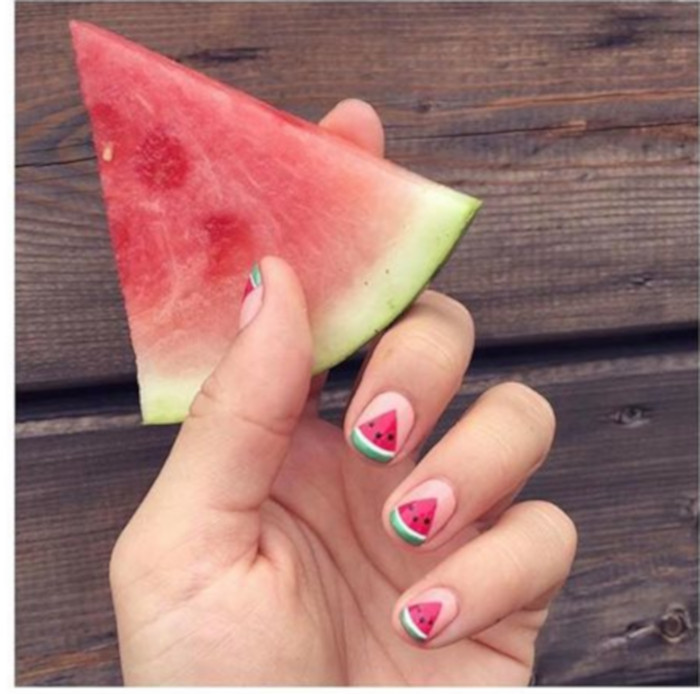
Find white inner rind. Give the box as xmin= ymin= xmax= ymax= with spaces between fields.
xmin=401 ymin=608 xmax=428 ymax=640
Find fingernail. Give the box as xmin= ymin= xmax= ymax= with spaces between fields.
xmin=399 ymin=588 xmax=458 ymax=643
xmin=350 ymin=392 xmax=414 ymax=464
xmin=239 ymin=263 xmax=263 ymax=330
xmin=389 ymin=479 xmax=455 ymax=547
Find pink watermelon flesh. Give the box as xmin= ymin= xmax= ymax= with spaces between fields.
xmin=70 ymin=21 xmax=482 ymax=424
xmin=398 ymin=498 xmax=437 ymax=535
xmin=408 ymin=602 xmax=442 ymax=637
xmin=357 ymin=410 xmax=397 ymax=453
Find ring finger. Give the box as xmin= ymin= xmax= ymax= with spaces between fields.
xmin=344 ymin=290 xmax=475 ymax=465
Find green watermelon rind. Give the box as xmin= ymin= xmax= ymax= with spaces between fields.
xmin=389 ymin=508 xmax=427 ymax=546
xmin=400 ymin=606 xmax=429 ymax=642
xmin=350 ymin=427 xmax=395 ymax=463
xmin=311 ymin=191 xmax=482 ymax=376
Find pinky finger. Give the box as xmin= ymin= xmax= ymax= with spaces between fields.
xmin=393 ymin=500 xmax=577 ymax=648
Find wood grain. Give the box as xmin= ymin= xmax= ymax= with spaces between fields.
xmin=15 ymin=340 xmax=698 ymax=686
xmin=15 ymin=2 xmax=699 ymax=388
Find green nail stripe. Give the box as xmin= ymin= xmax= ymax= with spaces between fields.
xmin=389 ymin=508 xmax=427 ymax=546
xmin=250 ymin=263 xmax=262 ymax=288
xmin=400 ymin=607 xmax=428 ymax=642
xmin=350 ymin=427 xmax=395 ymax=463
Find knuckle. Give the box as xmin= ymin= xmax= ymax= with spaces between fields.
xmin=528 ymin=501 xmax=579 ymax=564
xmin=420 ymin=291 xmax=476 ymax=340
xmin=492 ymin=382 xmax=556 ymax=439
xmin=404 ymin=330 xmax=463 ymax=379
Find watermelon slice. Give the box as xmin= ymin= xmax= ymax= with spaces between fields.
xmin=70 ymin=21 xmax=482 ymax=424
xmin=350 ymin=410 xmax=398 ymax=463
xmin=389 ymin=498 xmax=437 ymax=545
xmin=400 ymin=602 xmax=442 ymax=642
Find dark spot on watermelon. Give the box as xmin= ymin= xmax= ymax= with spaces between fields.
xmin=388 ymin=434 xmax=395 ymax=441
xmin=419 ymin=617 xmax=425 ymax=623
xmin=429 ymin=620 xmax=434 ymax=625
xmin=424 ymin=518 xmax=430 ymax=524
xmin=413 ymin=517 xmax=419 ymax=523
xmin=135 ymin=128 xmax=189 ymax=190
xmin=375 ymin=432 xmax=382 ymax=439
xmin=91 ymin=102 xmax=125 ymax=140
xmin=201 ymin=213 xmax=245 ymax=279
xmin=369 ymin=421 xmax=374 ymax=427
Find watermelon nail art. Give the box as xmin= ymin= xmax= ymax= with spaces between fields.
xmin=242 ymin=263 xmax=262 ymax=301
xmin=390 ymin=498 xmax=437 ymax=546
xmin=397 ymin=588 xmax=458 ymax=644
xmin=389 ymin=479 xmax=455 ymax=546
xmin=350 ymin=392 xmax=414 ymax=464
xmin=400 ymin=602 xmax=442 ymax=642
xmin=239 ymin=262 xmax=263 ymax=329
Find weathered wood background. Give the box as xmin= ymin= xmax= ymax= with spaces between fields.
xmin=15 ymin=1 xmax=698 ymax=686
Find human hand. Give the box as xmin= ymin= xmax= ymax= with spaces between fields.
xmin=109 ymin=99 xmax=577 ymax=685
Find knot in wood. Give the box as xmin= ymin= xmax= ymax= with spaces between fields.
xmin=658 ymin=605 xmax=692 ymax=643
xmin=611 ymin=405 xmax=651 ymax=428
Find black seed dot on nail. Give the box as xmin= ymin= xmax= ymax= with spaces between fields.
xmin=413 ymin=517 xmax=419 ymax=523
xmin=375 ymin=432 xmax=381 ymax=439
xmin=419 ymin=617 xmax=425 ymax=623
xmin=388 ymin=434 xmax=395 ymax=441
xmin=369 ymin=421 xmax=374 ymax=427
xmin=424 ymin=518 xmax=430 ymax=524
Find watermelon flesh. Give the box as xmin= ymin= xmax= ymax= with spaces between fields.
xmin=70 ymin=22 xmax=482 ymax=424
xmin=400 ymin=602 xmax=442 ymax=641
xmin=390 ymin=498 xmax=437 ymax=545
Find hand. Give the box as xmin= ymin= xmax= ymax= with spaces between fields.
xmin=109 ymin=100 xmax=577 ymax=685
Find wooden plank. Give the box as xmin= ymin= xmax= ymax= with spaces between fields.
xmin=15 ymin=2 xmax=699 ymax=388
xmin=15 ymin=341 xmax=698 ymax=686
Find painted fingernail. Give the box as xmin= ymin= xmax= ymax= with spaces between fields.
xmin=389 ymin=479 xmax=455 ymax=546
xmin=239 ymin=263 xmax=263 ymax=330
xmin=399 ymin=588 xmax=458 ymax=643
xmin=350 ymin=392 xmax=414 ymax=464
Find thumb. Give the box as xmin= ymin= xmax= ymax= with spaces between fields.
xmin=156 ymin=256 xmax=313 ymax=517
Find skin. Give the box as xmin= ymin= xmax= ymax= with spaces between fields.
xmin=110 ymin=100 xmax=578 ymax=685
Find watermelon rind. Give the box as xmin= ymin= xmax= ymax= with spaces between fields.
xmin=350 ymin=427 xmax=395 ymax=463
xmin=400 ymin=607 xmax=429 ymax=642
xmin=389 ymin=508 xmax=427 ymax=546
xmin=141 ymin=374 xmax=209 ymax=424
xmin=312 ymin=191 xmax=481 ymax=375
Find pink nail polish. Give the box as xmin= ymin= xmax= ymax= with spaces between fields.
xmin=399 ymin=588 xmax=458 ymax=643
xmin=389 ymin=479 xmax=455 ymax=546
xmin=350 ymin=392 xmax=414 ymax=463
xmin=239 ymin=263 xmax=263 ymax=330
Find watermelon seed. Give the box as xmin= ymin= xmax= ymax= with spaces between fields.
xmin=419 ymin=617 xmax=425 ymax=623
xmin=375 ymin=432 xmax=382 ymax=439
xmin=413 ymin=517 xmax=419 ymax=523
xmin=388 ymin=434 xmax=395 ymax=441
